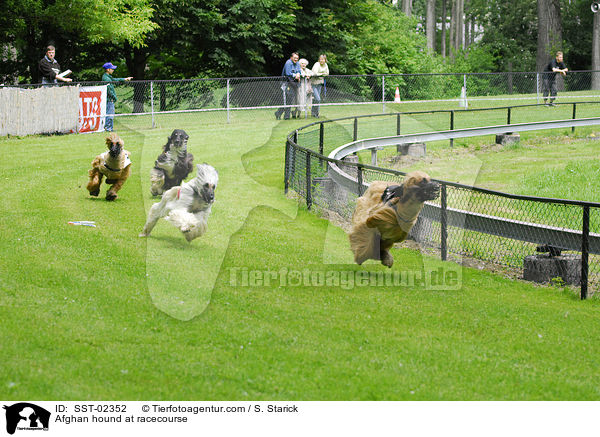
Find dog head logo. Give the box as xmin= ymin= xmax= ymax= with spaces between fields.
xmin=3 ymin=403 xmax=50 ymax=435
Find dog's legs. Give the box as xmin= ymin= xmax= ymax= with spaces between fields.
xmin=165 ymin=210 xmax=207 ymax=242
xmin=87 ymin=167 xmax=103 ymax=197
xmin=150 ymin=168 xmax=166 ymax=196
xmin=380 ymin=240 xmax=395 ymax=268
xmin=139 ymin=198 xmax=168 ymax=237
xmin=106 ymin=166 xmax=131 ymax=201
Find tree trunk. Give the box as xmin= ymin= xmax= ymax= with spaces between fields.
xmin=454 ymin=0 xmax=464 ymax=53
xmin=592 ymin=11 xmax=600 ymax=90
xmin=449 ymin=0 xmax=456 ymax=59
xmin=402 ymin=0 xmax=413 ymax=16
xmin=536 ymin=0 xmax=562 ymax=73
xmin=426 ymin=0 xmax=436 ymax=52
xmin=441 ymin=0 xmax=447 ymax=59
xmin=464 ymin=0 xmax=470 ymax=50
xmin=124 ymin=44 xmax=148 ymax=113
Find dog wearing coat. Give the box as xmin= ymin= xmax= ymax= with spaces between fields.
xmin=150 ymin=129 xmax=194 ymax=196
xmin=139 ymin=163 xmax=218 ymax=242
xmin=348 ymin=171 xmax=440 ymax=267
xmin=87 ymin=132 xmax=132 ymax=201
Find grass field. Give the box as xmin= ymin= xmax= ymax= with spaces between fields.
xmin=3 ymin=107 xmax=600 ymax=400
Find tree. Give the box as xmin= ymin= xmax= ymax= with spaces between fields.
xmin=426 ymin=0 xmax=436 ymax=52
xmin=536 ymin=0 xmax=563 ymax=73
xmin=593 ymin=12 xmax=600 ymax=89
xmin=0 ymin=0 xmax=157 ymax=83
xmin=441 ymin=0 xmax=447 ymax=58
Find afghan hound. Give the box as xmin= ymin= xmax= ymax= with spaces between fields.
xmin=87 ymin=132 xmax=131 ymax=201
xmin=150 ymin=129 xmax=194 ymax=196
xmin=139 ymin=163 xmax=218 ymax=242
xmin=348 ymin=171 xmax=440 ymax=267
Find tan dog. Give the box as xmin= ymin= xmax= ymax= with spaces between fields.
xmin=348 ymin=171 xmax=440 ymax=267
xmin=87 ymin=133 xmax=132 ymax=201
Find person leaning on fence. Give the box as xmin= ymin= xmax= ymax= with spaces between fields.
xmin=310 ymin=54 xmax=329 ymax=118
xmin=102 ymin=62 xmax=133 ymax=132
xmin=274 ymin=52 xmax=301 ymax=120
xmin=298 ymin=58 xmax=313 ymax=117
xmin=38 ymin=45 xmax=72 ymax=85
xmin=542 ymin=51 xmax=568 ymax=106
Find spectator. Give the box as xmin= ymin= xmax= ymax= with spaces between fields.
xmin=102 ymin=62 xmax=133 ymax=132
xmin=275 ymin=52 xmax=301 ymax=120
xmin=542 ymin=51 xmax=568 ymax=106
xmin=298 ymin=58 xmax=313 ymax=118
xmin=310 ymin=54 xmax=329 ymax=117
xmin=38 ymin=45 xmax=72 ymax=84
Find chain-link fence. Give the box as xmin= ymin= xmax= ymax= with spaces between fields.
xmin=3 ymin=71 xmax=600 ymax=129
xmin=285 ymin=107 xmax=600 ymax=299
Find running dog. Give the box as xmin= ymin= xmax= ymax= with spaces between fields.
xmin=87 ymin=133 xmax=132 ymax=201
xmin=139 ymin=163 xmax=218 ymax=242
xmin=150 ymin=129 xmax=194 ymax=196
xmin=348 ymin=171 xmax=440 ymax=267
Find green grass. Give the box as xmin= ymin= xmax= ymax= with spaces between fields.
xmin=3 ymin=109 xmax=600 ymax=400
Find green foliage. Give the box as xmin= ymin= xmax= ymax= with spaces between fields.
xmin=294 ymin=1 xmax=436 ymax=75
xmin=467 ymin=0 xmax=538 ymax=72
xmin=0 ymin=0 xmax=157 ymax=82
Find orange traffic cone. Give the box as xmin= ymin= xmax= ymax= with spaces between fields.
xmin=394 ymin=87 xmax=401 ymax=103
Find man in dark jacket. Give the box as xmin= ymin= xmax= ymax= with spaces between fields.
xmin=274 ymin=52 xmax=301 ymax=120
xmin=101 ymin=62 xmax=133 ymax=132
xmin=542 ymin=51 xmax=568 ymax=106
xmin=38 ymin=46 xmax=72 ymax=84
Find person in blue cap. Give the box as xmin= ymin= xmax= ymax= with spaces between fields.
xmin=101 ymin=62 xmax=133 ymax=132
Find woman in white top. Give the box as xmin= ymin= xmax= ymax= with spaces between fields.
xmin=310 ymin=54 xmax=329 ymax=117
xmin=297 ymin=58 xmax=313 ymax=118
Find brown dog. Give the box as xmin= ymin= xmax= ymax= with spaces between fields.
xmin=87 ymin=133 xmax=132 ymax=201
xmin=348 ymin=171 xmax=440 ymax=267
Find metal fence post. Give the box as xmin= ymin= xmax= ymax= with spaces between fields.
xmin=441 ymin=184 xmax=448 ymax=261
xmin=353 ymin=117 xmax=358 ymax=142
xmin=581 ymin=205 xmax=590 ymax=300
xmin=536 ymin=73 xmax=540 ymax=104
xmin=150 ymin=81 xmax=155 ymax=129
xmin=306 ymin=153 xmax=312 ymax=210
xmin=357 ymin=165 xmax=364 ymax=196
xmin=284 ymin=139 xmax=290 ymax=194
xmin=319 ymin=122 xmax=325 ymax=169
xmin=449 ymin=111 xmax=455 ymax=148
xmin=289 ymin=131 xmax=297 ymax=188
xmin=382 ymin=75 xmax=386 ymax=113
xmin=396 ymin=113 xmax=401 ymax=136
xmin=463 ymin=74 xmax=467 ymax=107
xmin=226 ymin=79 xmax=230 ymax=124
xmin=572 ymin=103 xmax=577 ymax=133
xmin=507 ymin=107 xmax=511 ymax=125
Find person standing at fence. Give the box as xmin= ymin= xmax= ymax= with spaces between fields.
xmin=102 ymin=62 xmax=133 ymax=132
xmin=38 ymin=46 xmax=72 ymax=84
xmin=298 ymin=58 xmax=313 ymax=117
xmin=310 ymin=54 xmax=329 ymax=117
xmin=542 ymin=51 xmax=568 ymax=106
xmin=275 ymin=52 xmax=301 ymax=120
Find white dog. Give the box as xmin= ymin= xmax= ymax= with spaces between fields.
xmin=139 ymin=163 xmax=218 ymax=242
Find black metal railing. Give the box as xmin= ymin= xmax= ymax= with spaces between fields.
xmin=285 ymin=103 xmax=600 ymax=299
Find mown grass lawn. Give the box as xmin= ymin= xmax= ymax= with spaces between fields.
xmin=2 ymin=108 xmax=600 ymax=400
